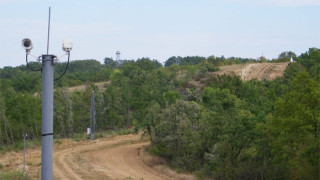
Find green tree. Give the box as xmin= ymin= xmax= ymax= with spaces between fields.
xmin=266 ymin=72 xmax=320 ymax=179
xmin=163 ymin=90 xmax=181 ymax=105
xmin=207 ymin=56 xmax=223 ymax=66
xmin=54 ymin=88 xmax=73 ymax=138
xmin=277 ymin=51 xmax=297 ymax=62
xmin=0 ymin=92 xmax=13 ymax=145
xmin=164 ymin=56 xmax=182 ymax=66
xmin=71 ymin=86 xmax=93 ymax=132
xmin=297 ymin=48 xmax=320 ymax=81
xmin=104 ymin=57 xmax=117 ymax=69
xmin=142 ymin=102 xmax=161 ymax=141
xmin=152 ymin=100 xmax=203 ymax=170
xmin=5 ymin=94 xmax=41 ymax=141
xmin=202 ymin=87 xmax=256 ymax=179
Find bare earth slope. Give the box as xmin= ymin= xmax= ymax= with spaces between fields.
xmin=213 ymin=62 xmax=289 ymax=81
xmin=67 ymin=81 xmax=110 ymax=93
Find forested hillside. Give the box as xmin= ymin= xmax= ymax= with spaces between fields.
xmin=0 ymin=48 xmax=319 ymax=179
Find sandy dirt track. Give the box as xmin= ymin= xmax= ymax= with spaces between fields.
xmin=53 ymin=133 xmax=141 ymax=180
xmin=87 ymin=142 xmax=173 ymax=180
xmin=52 ymin=133 xmax=193 ymax=180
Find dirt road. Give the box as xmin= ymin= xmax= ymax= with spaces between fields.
xmin=52 ymin=133 xmax=193 ymax=180
xmin=53 ymin=133 xmax=140 ymax=179
xmin=1 ymin=133 xmax=193 ymax=179
xmin=87 ymin=142 xmax=174 ymax=180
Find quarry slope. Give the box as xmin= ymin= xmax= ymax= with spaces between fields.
xmin=213 ymin=62 xmax=289 ymax=81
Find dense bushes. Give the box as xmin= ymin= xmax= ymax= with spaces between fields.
xmin=0 ymin=48 xmax=319 ymax=179
xmin=147 ymin=48 xmax=320 ymax=179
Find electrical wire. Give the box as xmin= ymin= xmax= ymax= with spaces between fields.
xmin=55 ymin=52 xmax=70 ymax=81
xmin=26 ymin=53 xmax=42 ymax=72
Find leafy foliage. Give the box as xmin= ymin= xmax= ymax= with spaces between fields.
xmin=0 ymin=48 xmax=319 ymax=179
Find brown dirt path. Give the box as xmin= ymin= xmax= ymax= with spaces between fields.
xmin=52 ymin=133 xmax=194 ymax=180
xmin=53 ymin=133 xmax=141 ymax=180
xmin=0 ymin=133 xmax=194 ymax=179
xmin=87 ymin=142 xmax=172 ymax=180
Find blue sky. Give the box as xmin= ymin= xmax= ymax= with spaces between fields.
xmin=0 ymin=0 xmax=319 ymax=67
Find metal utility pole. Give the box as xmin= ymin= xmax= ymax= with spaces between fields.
xmin=41 ymin=54 xmax=55 ymax=180
xmin=23 ymin=134 xmax=27 ymax=172
xmin=22 ymin=7 xmax=72 ymax=180
xmin=90 ymin=91 xmax=96 ymax=140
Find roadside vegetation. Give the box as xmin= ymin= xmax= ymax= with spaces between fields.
xmin=0 ymin=48 xmax=319 ymax=179
xmin=0 ymin=170 xmax=31 ymax=180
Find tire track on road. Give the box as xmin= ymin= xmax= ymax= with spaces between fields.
xmin=53 ymin=134 xmax=141 ymax=180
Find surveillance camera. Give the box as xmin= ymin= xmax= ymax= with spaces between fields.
xmin=22 ymin=38 xmax=33 ymax=52
xmin=62 ymin=38 xmax=73 ymax=52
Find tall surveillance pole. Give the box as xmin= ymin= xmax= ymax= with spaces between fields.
xmin=41 ymin=7 xmax=54 ymax=179
xmin=41 ymin=54 xmax=55 ymax=180
xmin=22 ymin=7 xmax=73 ymax=180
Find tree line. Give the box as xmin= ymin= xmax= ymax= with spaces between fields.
xmin=0 ymin=48 xmax=319 ymax=179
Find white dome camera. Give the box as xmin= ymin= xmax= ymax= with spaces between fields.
xmin=62 ymin=38 xmax=73 ymax=52
xmin=22 ymin=38 xmax=33 ymax=52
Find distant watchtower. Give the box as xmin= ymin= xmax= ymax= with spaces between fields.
xmin=116 ymin=51 xmax=121 ymax=61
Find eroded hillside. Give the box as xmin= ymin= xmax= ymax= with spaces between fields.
xmin=213 ymin=62 xmax=289 ymax=81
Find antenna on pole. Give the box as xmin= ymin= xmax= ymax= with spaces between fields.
xmin=47 ymin=7 xmax=51 ymax=55
xmin=22 ymin=7 xmax=73 ymax=180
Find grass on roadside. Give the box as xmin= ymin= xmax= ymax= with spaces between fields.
xmin=0 ymin=140 xmax=40 ymax=153
xmin=95 ymin=128 xmax=135 ymax=139
xmin=0 ymin=128 xmax=135 ymax=153
xmin=0 ymin=170 xmax=31 ymax=180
